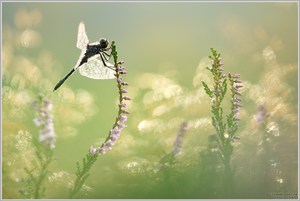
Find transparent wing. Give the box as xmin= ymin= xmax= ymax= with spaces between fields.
xmin=74 ymin=50 xmax=86 ymax=70
xmin=78 ymin=55 xmax=115 ymax=79
xmin=76 ymin=22 xmax=89 ymax=50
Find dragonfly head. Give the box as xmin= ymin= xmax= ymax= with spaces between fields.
xmin=99 ymin=38 xmax=109 ymax=48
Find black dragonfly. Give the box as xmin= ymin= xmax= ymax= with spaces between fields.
xmin=53 ymin=22 xmax=115 ymax=91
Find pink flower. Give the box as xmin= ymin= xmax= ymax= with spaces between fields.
xmin=117 ymin=77 xmax=123 ymax=83
xmin=33 ymin=117 xmax=43 ymax=126
xmin=119 ymin=115 xmax=127 ymax=122
xmin=120 ymin=103 xmax=126 ymax=108
xmin=123 ymin=96 xmax=131 ymax=100
xmin=121 ymin=89 xmax=127 ymax=93
xmin=32 ymin=97 xmax=56 ymax=149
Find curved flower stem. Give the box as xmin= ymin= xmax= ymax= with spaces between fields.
xmin=69 ymin=41 xmax=130 ymax=198
xmin=89 ymin=41 xmax=130 ymax=155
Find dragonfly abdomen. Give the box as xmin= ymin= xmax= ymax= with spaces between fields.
xmin=53 ymin=68 xmax=76 ymax=91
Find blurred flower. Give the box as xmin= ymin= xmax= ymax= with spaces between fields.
xmin=255 ymin=104 xmax=268 ymax=126
xmin=32 ymin=94 xmax=56 ymax=149
xmin=172 ymin=122 xmax=188 ymax=155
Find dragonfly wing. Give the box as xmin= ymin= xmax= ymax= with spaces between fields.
xmin=74 ymin=50 xmax=86 ymax=70
xmin=78 ymin=55 xmax=115 ymax=79
xmin=76 ymin=22 xmax=89 ymax=50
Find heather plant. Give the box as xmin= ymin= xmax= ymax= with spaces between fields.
xmin=159 ymin=121 xmax=189 ymax=168
xmin=202 ymin=48 xmax=243 ymax=197
xmin=2 ymin=14 xmax=99 ymax=198
xmin=235 ymin=47 xmax=298 ymax=198
xmin=69 ymin=41 xmax=130 ymax=198
xmin=255 ymin=105 xmax=272 ymax=194
xmin=144 ymin=121 xmax=189 ymax=198
xmin=19 ymin=94 xmax=56 ymax=199
xmin=254 ymin=104 xmax=284 ymax=197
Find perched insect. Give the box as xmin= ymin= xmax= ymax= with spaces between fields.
xmin=53 ymin=22 xmax=115 ymax=91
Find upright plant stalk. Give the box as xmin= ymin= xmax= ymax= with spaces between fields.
xmin=20 ymin=95 xmax=56 ymax=199
xmin=255 ymin=105 xmax=273 ymax=196
xmin=20 ymin=140 xmax=54 ymax=199
xmin=69 ymin=41 xmax=130 ymax=198
xmin=159 ymin=121 xmax=189 ymax=167
xmin=202 ymin=48 xmax=243 ymax=197
xmin=223 ymin=72 xmax=242 ymax=196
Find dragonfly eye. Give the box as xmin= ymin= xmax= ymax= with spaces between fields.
xmin=99 ymin=38 xmax=109 ymax=48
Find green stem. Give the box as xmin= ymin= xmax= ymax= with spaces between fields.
xmin=34 ymin=153 xmax=52 ymax=199
xmin=69 ymin=154 xmax=98 ymax=198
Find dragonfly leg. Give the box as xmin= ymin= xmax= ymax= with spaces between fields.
xmin=99 ymin=52 xmax=107 ymax=66
xmin=99 ymin=52 xmax=115 ymax=71
xmin=102 ymin=51 xmax=111 ymax=60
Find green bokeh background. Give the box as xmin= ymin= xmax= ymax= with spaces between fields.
xmin=2 ymin=2 xmax=298 ymax=199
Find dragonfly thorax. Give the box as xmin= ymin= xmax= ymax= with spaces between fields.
xmin=99 ymin=38 xmax=109 ymax=48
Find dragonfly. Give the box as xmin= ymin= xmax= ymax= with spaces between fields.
xmin=53 ymin=22 xmax=115 ymax=91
